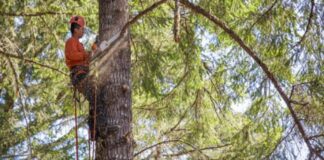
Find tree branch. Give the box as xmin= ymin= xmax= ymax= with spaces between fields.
xmin=0 ymin=51 xmax=68 ymax=76
xmin=134 ymin=139 xmax=180 ymax=157
xmin=0 ymin=11 xmax=72 ymax=17
xmin=0 ymin=154 xmax=29 ymax=159
xmin=308 ymin=134 xmax=324 ymax=140
xmin=163 ymin=144 xmax=231 ymax=157
xmin=179 ymin=0 xmax=323 ymax=159
xmin=293 ymin=0 xmax=315 ymax=47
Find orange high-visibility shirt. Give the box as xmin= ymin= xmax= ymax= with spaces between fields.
xmin=64 ymin=37 xmax=89 ymax=69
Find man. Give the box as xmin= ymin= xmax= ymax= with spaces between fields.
xmin=65 ymin=16 xmax=90 ymax=87
xmin=65 ymin=16 xmax=119 ymax=141
xmin=65 ymin=15 xmax=96 ymax=140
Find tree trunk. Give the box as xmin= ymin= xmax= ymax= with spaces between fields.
xmin=96 ymin=0 xmax=133 ymax=159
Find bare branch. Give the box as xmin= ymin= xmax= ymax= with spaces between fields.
xmin=179 ymin=0 xmax=323 ymax=159
xmin=308 ymin=134 xmax=324 ymax=140
xmin=290 ymin=100 xmax=309 ymax=106
xmin=0 ymin=154 xmax=29 ymax=159
xmin=0 ymin=11 xmax=72 ymax=17
xmin=0 ymin=51 xmax=68 ymax=76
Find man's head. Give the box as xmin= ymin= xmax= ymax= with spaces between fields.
xmin=70 ymin=16 xmax=86 ymax=38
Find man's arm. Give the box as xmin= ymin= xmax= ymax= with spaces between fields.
xmin=66 ymin=40 xmax=88 ymax=61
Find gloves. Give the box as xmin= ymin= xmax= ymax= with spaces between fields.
xmin=91 ymin=43 xmax=97 ymax=51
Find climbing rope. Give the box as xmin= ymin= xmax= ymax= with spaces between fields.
xmin=91 ymin=67 xmax=99 ymax=159
xmin=91 ymin=84 xmax=97 ymax=159
xmin=73 ymin=88 xmax=79 ymax=160
xmin=72 ymin=56 xmax=99 ymax=160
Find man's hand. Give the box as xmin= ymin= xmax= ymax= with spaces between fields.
xmin=91 ymin=43 xmax=98 ymax=52
xmin=91 ymin=43 xmax=98 ymax=56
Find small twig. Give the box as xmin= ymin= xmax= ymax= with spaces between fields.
xmin=293 ymin=0 xmax=315 ymax=48
xmin=249 ymin=0 xmax=278 ymax=30
xmin=134 ymin=139 xmax=180 ymax=157
xmin=308 ymin=134 xmax=324 ymax=140
xmin=0 ymin=11 xmax=72 ymax=17
xmin=163 ymin=144 xmax=231 ymax=157
xmin=290 ymin=100 xmax=308 ymax=106
xmin=0 ymin=154 xmax=29 ymax=159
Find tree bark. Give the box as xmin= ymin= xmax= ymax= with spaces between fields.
xmin=96 ymin=0 xmax=133 ymax=159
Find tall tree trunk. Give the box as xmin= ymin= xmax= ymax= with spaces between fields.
xmin=96 ymin=0 xmax=133 ymax=159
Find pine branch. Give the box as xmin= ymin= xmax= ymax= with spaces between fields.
xmin=179 ymin=0 xmax=323 ymax=159
xmin=0 ymin=51 xmax=68 ymax=76
xmin=0 ymin=11 xmax=72 ymax=17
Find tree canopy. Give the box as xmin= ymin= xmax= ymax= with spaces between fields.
xmin=0 ymin=0 xmax=323 ymax=159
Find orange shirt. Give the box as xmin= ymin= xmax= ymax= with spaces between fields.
xmin=64 ymin=37 xmax=89 ymax=69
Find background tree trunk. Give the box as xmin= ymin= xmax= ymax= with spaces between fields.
xmin=96 ymin=0 xmax=133 ymax=159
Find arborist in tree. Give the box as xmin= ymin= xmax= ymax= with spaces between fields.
xmin=65 ymin=16 xmax=120 ymax=142
xmin=64 ymin=15 xmax=98 ymax=140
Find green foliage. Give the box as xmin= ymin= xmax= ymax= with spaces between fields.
xmin=0 ymin=0 xmax=323 ymax=159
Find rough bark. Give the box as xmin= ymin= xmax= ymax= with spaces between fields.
xmin=96 ymin=0 xmax=133 ymax=159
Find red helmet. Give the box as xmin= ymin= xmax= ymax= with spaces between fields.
xmin=69 ymin=15 xmax=85 ymax=27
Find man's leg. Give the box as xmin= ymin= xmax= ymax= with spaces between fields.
xmin=73 ymin=73 xmax=120 ymax=140
xmin=72 ymin=73 xmax=97 ymax=140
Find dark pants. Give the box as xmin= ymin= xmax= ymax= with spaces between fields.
xmin=70 ymin=66 xmax=96 ymax=139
